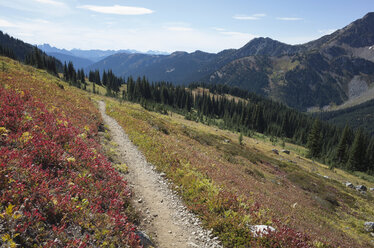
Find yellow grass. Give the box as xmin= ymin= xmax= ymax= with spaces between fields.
xmin=102 ymin=96 xmax=374 ymax=247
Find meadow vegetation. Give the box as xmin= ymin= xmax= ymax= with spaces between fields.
xmin=0 ymin=56 xmax=140 ymax=247
xmin=1 ymin=55 xmax=374 ymax=247
xmin=104 ymin=96 xmax=374 ymax=247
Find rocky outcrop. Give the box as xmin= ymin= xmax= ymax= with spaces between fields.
xmin=364 ymin=222 xmax=374 ymax=232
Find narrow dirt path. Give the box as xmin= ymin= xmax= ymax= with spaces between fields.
xmin=99 ymin=101 xmax=221 ymax=248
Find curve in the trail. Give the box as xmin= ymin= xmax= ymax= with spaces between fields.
xmin=98 ymin=101 xmax=221 ymax=248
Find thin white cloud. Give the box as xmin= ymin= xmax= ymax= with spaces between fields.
xmin=212 ymin=27 xmax=258 ymax=41
xmin=277 ymin=17 xmax=303 ymax=21
xmin=0 ymin=19 xmax=15 ymax=27
xmin=233 ymin=13 xmax=266 ymax=20
xmin=77 ymin=5 xmax=153 ymax=15
xmin=0 ymin=0 xmax=71 ymax=16
xmin=15 ymin=32 xmax=34 ymax=38
xmin=34 ymin=0 xmax=65 ymax=7
xmin=219 ymin=31 xmax=258 ymax=44
xmin=213 ymin=27 xmax=225 ymax=32
xmin=1 ymin=16 xmax=254 ymax=53
xmin=221 ymin=31 xmax=257 ymax=38
xmin=166 ymin=26 xmax=193 ymax=32
xmin=33 ymin=19 xmax=50 ymax=24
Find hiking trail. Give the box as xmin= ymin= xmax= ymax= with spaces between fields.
xmin=99 ymin=101 xmax=221 ymax=248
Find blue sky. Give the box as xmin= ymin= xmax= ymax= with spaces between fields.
xmin=0 ymin=0 xmax=373 ymax=53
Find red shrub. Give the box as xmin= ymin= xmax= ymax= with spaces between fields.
xmin=0 ymin=87 xmax=141 ymax=247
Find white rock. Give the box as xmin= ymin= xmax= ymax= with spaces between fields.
xmin=249 ymin=225 xmax=276 ymax=237
xmin=345 ymin=182 xmax=354 ymax=188
xmin=364 ymin=222 xmax=374 ymax=232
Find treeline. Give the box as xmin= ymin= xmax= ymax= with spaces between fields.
xmin=0 ymin=43 xmax=16 ymax=59
xmin=61 ymin=61 xmax=124 ymax=96
xmin=125 ymin=79 xmax=374 ymax=174
xmin=87 ymin=68 xmax=124 ymax=96
xmin=189 ymin=82 xmax=262 ymax=101
xmin=1 ymin=31 xmax=62 ymax=75
xmin=63 ymin=61 xmax=86 ymax=89
xmin=25 ymin=47 xmax=61 ymax=75
xmin=127 ymin=77 xmax=193 ymax=111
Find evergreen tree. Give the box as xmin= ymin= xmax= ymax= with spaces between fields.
xmin=334 ymin=125 xmax=350 ymax=164
xmin=89 ymin=70 xmax=95 ymax=82
xmin=102 ymin=70 xmax=108 ymax=86
xmin=347 ymin=129 xmax=366 ymax=171
xmin=122 ymin=90 xmax=126 ymax=100
xmin=366 ymin=138 xmax=374 ymax=173
xmin=307 ymin=119 xmax=322 ymax=158
xmin=63 ymin=62 xmax=68 ymax=81
xmin=94 ymin=70 xmax=101 ymax=85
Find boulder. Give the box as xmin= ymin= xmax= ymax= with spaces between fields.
xmin=345 ymin=182 xmax=354 ymax=188
xmin=356 ymin=185 xmax=367 ymax=192
xmin=364 ymin=222 xmax=374 ymax=232
xmin=370 ymin=188 xmax=374 ymax=191
xmin=249 ymin=225 xmax=276 ymax=237
xmin=271 ymin=149 xmax=279 ymax=155
xmin=282 ymin=150 xmax=290 ymax=155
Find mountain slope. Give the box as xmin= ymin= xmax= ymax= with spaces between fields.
xmin=0 ymin=56 xmax=140 ymax=247
xmin=306 ymin=12 xmax=374 ymax=50
xmin=87 ymin=51 xmax=218 ymax=83
xmin=105 ymin=90 xmax=374 ymax=248
xmin=2 ymin=52 xmax=374 ymax=247
xmin=88 ymin=37 xmax=299 ymax=85
xmin=320 ymin=98 xmax=374 ymax=136
xmin=0 ymin=31 xmax=63 ymax=73
xmin=206 ymin=13 xmax=374 ymax=110
xmin=88 ymin=12 xmax=374 ymax=111
xmin=0 ymin=31 xmax=36 ymax=60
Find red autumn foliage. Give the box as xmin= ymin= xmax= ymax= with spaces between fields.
xmin=0 ymin=87 xmax=141 ymax=247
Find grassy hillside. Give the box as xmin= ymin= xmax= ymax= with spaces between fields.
xmin=0 ymin=56 xmax=140 ymax=247
xmin=2 ymin=55 xmax=374 ymax=247
xmin=103 ymin=96 xmax=374 ymax=247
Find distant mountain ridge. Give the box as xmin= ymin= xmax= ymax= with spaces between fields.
xmin=88 ymin=12 xmax=374 ymax=111
xmin=38 ymin=44 xmax=169 ymax=69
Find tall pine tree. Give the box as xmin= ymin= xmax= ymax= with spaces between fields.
xmin=347 ymin=129 xmax=366 ymax=171
xmin=334 ymin=125 xmax=350 ymax=164
xmin=307 ymin=119 xmax=322 ymax=158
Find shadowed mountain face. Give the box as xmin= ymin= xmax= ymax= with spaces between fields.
xmin=0 ymin=31 xmax=63 ymax=72
xmin=87 ymin=38 xmax=302 ymax=85
xmin=0 ymin=31 xmax=44 ymax=61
